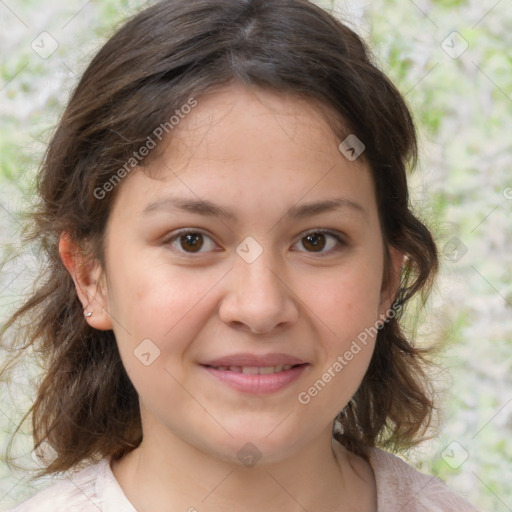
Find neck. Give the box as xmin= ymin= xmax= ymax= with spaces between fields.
xmin=111 ymin=426 xmax=376 ymax=512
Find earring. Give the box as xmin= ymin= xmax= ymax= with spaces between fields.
xmin=84 ymin=311 xmax=93 ymax=318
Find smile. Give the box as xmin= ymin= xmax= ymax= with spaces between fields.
xmin=201 ymin=363 xmax=309 ymax=394
xmin=207 ymin=364 xmax=298 ymax=374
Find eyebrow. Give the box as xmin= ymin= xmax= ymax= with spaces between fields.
xmin=142 ymin=195 xmax=368 ymax=222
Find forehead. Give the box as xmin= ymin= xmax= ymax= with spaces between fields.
xmin=158 ymin=84 xmax=348 ymax=167
xmin=109 ymin=83 xmax=377 ymax=225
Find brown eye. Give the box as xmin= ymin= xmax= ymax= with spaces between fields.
xmin=164 ymin=230 xmax=217 ymax=255
xmin=302 ymin=232 xmax=327 ymax=252
xmin=179 ymin=233 xmax=204 ymax=252
xmin=293 ymin=230 xmax=345 ymax=255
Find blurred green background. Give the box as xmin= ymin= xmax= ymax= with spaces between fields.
xmin=1 ymin=0 xmax=511 ymax=510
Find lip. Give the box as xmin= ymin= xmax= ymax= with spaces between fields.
xmin=202 ymin=364 xmax=309 ymax=394
xmin=201 ymin=352 xmax=307 ymax=367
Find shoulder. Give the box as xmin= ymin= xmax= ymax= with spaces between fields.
xmin=7 ymin=457 xmax=136 ymax=512
xmin=368 ymin=447 xmax=480 ymax=512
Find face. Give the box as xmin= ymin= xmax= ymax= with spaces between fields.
xmin=78 ymin=83 xmax=401 ymax=464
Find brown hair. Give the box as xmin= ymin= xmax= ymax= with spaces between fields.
xmin=1 ymin=0 xmax=438 ymax=479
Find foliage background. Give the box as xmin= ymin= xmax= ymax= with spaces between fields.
xmin=0 ymin=0 xmax=511 ymax=510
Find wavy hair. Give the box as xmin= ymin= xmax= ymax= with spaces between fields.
xmin=1 ymin=0 xmax=438 ymax=479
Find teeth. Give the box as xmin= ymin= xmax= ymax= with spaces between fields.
xmin=215 ymin=364 xmax=296 ymax=374
xmin=241 ymin=367 xmax=259 ymax=374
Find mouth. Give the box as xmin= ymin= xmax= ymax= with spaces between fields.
xmin=200 ymin=362 xmax=309 ymax=394
xmin=203 ymin=363 xmax=305 ymax=374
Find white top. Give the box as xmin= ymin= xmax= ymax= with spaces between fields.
xmin=8 ymin=447 xmax=479 ymax=511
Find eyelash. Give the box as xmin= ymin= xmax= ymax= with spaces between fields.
xmin=162 ymin=228 xmax=347 ymax=257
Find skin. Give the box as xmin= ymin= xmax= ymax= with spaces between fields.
xmin=60 ymin=82 xmax=403 ymax=512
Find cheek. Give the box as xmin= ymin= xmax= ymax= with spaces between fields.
xmin=296 ymin=265 xmax=382 ymax=415
xmin=303 ymin=257 xmax=383 ymax=337
xmin=107 ymin=248 xmax=195 ymax=329
xmin=106 ymin=258 xmax=211 ymax=411
xmin=106 ymin=250 xmax=224 ymax=370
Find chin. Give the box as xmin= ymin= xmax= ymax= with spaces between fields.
xmin=204 ymin=424 xmax=313 ymax=467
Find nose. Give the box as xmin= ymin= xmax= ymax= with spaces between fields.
xmin=218 ymin=252 xmax=299 ymax=334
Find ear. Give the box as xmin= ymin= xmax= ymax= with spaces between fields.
xmin=58 ymin=233 xmax=113 ymax=330
xmin=378 ymin=245 xmax=405 ymax=318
